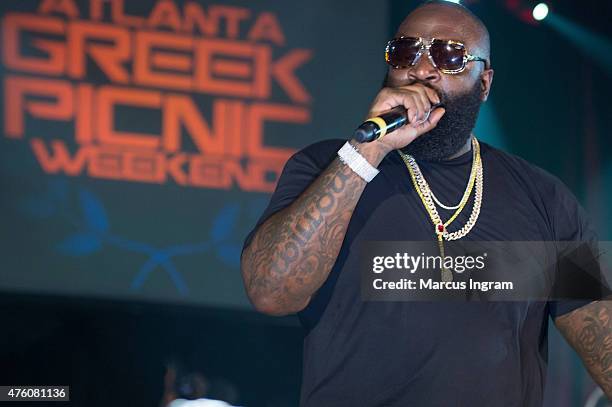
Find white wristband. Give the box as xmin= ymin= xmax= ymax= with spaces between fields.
xmin=337 ymin=141 xmax=380 ymax=183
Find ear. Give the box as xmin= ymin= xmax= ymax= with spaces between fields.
xmin=480 ymin=68 xmax=494 ymax=102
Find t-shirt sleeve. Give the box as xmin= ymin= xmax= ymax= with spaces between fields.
xmin=547 ymin=177 xmax=611 ymax=319
xmin=242 ymin=139 xmax=345 ymax=252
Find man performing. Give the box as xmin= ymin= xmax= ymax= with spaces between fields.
xmin=241 ymin=1 xmax=612 ymax=405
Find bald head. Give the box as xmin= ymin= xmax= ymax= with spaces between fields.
xmin=398 ymin=1 xmax=491 ymax=65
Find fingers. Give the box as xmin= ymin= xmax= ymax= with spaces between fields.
xmin=368 ymin=84 xmax=440 ymax=125
xmin=363 ymin=84 xmax=444 ymax=151
xmin=410 ymin=92 xmax=427 ymax=124
xmin=413 ymin=107 xmax=445 ymax=134
xmin=421 ymin=86 xmax=441 ymax=106
xmin=409 ymin=86 xmax=441 ymax=123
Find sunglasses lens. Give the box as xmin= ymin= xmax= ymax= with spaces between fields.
xmin=430 ymin=41 xmax=466 ymax=71
xmin=386 ymin=38 xmax=421 ymax=68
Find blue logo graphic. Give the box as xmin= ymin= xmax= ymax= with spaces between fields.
xmin=20 ymin=178 xmax=264 ymax=296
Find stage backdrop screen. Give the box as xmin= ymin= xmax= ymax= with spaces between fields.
xmin=0 ymin=0 xmax=388 ymax=308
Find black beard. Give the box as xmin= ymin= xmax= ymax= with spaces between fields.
xmin=384 ymin=79 xmax=483 ymax=162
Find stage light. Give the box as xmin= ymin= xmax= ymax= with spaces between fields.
xmin=546 ymin=13 xmax=612 ymax=72
xmin=442 ymin=0 xmax=461 ymax=3
xmin=532 ymin=3 xmax=549 ymax=21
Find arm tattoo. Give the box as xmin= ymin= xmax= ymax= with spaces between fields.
xmin=555 ymin=300 xmax=612 ymax=398
xmin=241 ymin=157 xmax=368 ymax=315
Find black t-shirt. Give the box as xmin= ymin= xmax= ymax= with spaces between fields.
xmin=243 ymin=139 xmax=599 ymax=407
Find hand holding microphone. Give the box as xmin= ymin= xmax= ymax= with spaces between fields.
xmin=353 ymin=104 xmax=442 ymax=143
xmin=355 ymin=84 xmax=446 ymax=151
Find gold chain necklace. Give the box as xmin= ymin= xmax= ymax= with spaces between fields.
xmin=428 ymin=142 xmax=478 ymax=210
xmin=397 ymin=137 xmax=483 ymax=282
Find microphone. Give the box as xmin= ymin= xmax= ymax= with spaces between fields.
xmin=353 ymin=104 xmax=441 ymax=143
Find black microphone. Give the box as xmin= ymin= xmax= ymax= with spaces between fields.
xmin=353 ymin=106 xmax=407 ymax=143
xmin=353 ymin=104 xmax=441 ymax=143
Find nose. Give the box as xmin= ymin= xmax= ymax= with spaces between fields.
xmin=408 ymin=52 xmax=441 ymax=83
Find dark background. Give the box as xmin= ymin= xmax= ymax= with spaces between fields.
xmin=1 ymin=0 xmax=611 ymax=406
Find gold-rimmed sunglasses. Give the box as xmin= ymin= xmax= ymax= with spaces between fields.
xmin=385 ymin=36 xmax=489 ymax=74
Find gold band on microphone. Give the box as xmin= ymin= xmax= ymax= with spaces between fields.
xmin=364 ymin=117 xmax=388 ymax=139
